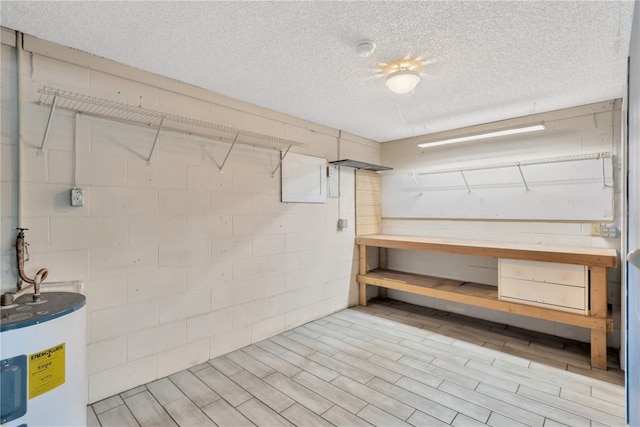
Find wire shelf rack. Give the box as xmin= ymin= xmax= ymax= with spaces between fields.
xmin=416 ymin=152 xmax=612 ymax=176
xmin=410 ymin=152 xmax=613 ymax=193
xmin=36 ymin=86 xmax=306 ymax=173
xmin=38 ymin=86 xmax=306 ymax=149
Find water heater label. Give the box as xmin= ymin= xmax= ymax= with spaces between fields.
xmin=28 ymin=343 xmax=65 ymax=399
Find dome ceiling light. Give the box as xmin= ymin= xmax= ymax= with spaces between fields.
xmin=385 ymin=70 xmax=421 ymax=94
xmin=380 ymin=55 xmax=427 ymax=95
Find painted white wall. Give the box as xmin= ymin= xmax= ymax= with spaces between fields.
xmin=379 ymin=101 xmax=623 ymax=348
xmin=0 ymin=32 xmax=379 ymax=403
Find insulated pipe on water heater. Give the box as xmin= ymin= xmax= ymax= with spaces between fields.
xmin=15 ymin=229 xmax=49 ymax=291
xmin=1 ymin=229 xmax=49 ymax=306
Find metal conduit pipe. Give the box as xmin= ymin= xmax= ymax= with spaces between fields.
xmin=16 ymin=30 xmax=24 ymax=228
xmin=1 ymin=35 xmax=50 ymax=306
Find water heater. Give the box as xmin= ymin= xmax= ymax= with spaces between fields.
xmin=1 ymin=292 xmax=86 ymax=426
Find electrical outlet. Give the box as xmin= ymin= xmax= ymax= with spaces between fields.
xmin=601 ymin=224 xmax=619 ymax=238
xmin=590 ymin=223 xmax=601 ymax=236
xmin=70 ymin=188 xmax=84 ymax=207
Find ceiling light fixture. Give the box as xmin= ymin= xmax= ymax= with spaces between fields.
xmin=380 ymin=55 xmax=425 ymax=95
xmin=417 ymin=123 xmax=546 ymax=148
xmin=385 ymin=70 xmax=421 ymax=94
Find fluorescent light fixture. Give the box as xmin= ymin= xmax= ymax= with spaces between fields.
xmin=417 ymin=123 xmax=546 ymax=148
xmin=385 ymin=70 xmax=421 ymax=94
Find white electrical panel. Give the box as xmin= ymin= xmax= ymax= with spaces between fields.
xmin=281 ymin=153 xmax=327 ymax=203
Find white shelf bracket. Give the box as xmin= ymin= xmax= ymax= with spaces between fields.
xmin=459 ymin=170 xmax=471 ymax=193
xmin=410 ymin=172 xmax=423 ymax=195
xmin=516 ymin=164 xmax=529 ymax=191
xmin=38 ymin=95 xmax=58 ymax=156
xmin=271 ymin=145 xmax=292 ymax=177
xmin=146 ymin=117 xmax=164 ymax=166
xmin=218 ymin=134 xmax=239 ymax=173
xmin=201 ymin=143 xmax=221 ymax=169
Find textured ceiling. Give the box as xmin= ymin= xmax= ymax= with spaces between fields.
xmin=0 ymin=1 xmax=635 ymax=142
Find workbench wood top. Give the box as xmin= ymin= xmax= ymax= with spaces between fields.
xmin=355 ymin=234 xmax=617 ymax=268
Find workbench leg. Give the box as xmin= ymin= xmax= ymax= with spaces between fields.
xmin=359 ymin=244 xmax=368 ymax=306
xmin=359 ymin=281 xmax=368 ymax=306
xmin=590 ymin=266 xmax=608 ymax=370
xmin=379 ymin=247 xmax=388 ymax=299
xmin=591 ymin=330 xmax=607 ymax=370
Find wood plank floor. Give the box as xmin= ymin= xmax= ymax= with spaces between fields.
xmin=88 ymin=299 xmax=626 ymax=427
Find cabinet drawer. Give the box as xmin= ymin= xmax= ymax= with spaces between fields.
xmin=499 ymin=277 xmax=587 ymax=314
xmin=499 ymin=259 xmax=587 ymax=288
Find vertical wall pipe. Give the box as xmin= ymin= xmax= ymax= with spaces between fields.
xmin=16 ymin=31 xmax=24 ymax=228
xmin=620 ymin=96 xmax=628 ymax=371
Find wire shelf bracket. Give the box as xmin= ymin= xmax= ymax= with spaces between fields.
xmin=459 ymin=170 xmax=471 ymax=193
xmin=271 ymin=145 xmax=292 ymax=177
xmin=516 ymin=164 xmax=530 ymax=191
xmin=37 ymin=95 xmax=58 ymax=156
xmin=145 ymin=117 xmax=164 ymax=165
xmin=218 ymin=134 xmax=239 ymax=173
xmin=409 ymin=172 xmax=424 ymax=195
xmin=36 ymin=86 xmax=306 ymax=163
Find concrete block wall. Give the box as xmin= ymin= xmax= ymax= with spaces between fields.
xmin=0 ymin=32 xmax=380 ymax=403
xmin=379 ymin=100 xmax=623 ymax=348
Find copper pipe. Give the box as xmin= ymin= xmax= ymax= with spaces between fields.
xmin=1 ymin=229 xmax=48 ymax=305
xmin=16 ymin=228 xmax=49 ymax=288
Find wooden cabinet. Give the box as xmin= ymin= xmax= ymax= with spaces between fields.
xmin=499 ymin=259 xmax=588 ymax=314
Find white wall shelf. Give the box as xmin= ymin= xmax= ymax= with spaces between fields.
xmin=382 ymin=151 xmax=615 ymax=221
xmin=329 ymin=159 xmax=392 ymax=171
xmin=36 ymin=86 xmax=306 ymax=169
xmin=415 ymin=151 xmax=612 ymax=189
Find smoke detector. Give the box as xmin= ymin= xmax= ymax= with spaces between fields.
xmin=355 ymin=40 xmax=376 ymax=57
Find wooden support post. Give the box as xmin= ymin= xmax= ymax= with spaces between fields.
xmin=359 ymin=282 xmax=368 ymax=307
xmin=359 ymin=244 xmax=368 ymax=306
xmin=590 ymin=266 xmax=608 ymax=370
xmin=379 ymin=248 xmax=388 ymax=299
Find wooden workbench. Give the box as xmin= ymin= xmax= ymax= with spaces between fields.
xmin=355 ymin=234 xmax=618 ymax=369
